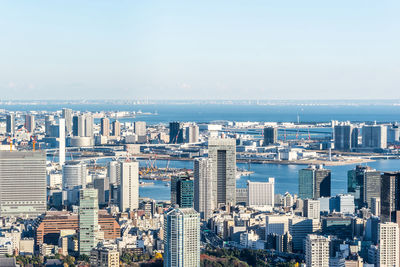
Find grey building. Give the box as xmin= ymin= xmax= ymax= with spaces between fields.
xmin=0 ymin=151 xmax=46 ymax=218
xmin=134 ymin=121 xmax=147 ymax=136
xmin=6 ymin=114 xmax=15 ymax=135
xmin=263 ymin=127 xmax=278 ymax=146
xmin=185 ymin=124 xmax=199 ymax=143
xmin=208 ymin=138 xmax=236 ymax=207
xmin=73 ymin=114 xmax=93 ymax=137
xmin=62 ymin=108 xmax=73 ymax=134
xmin=362 ymin=125 xmax=387 ymax=149
xmin=169 ymin=122 xmax=184 ymax=144
xmin=24 ymin=114 xmax=35 ymax=133
xmin=348 ymin=166 xmax=381 ymax=208
xmin=334 ymin=124 xmax=358 ymax=151
xmin=62 ymin=162 xmax=87 ymax=189
xmin=381 ymin=172 xmax=400 ymax=223
xmin=194 ymin=158 xmax=214 ymax=220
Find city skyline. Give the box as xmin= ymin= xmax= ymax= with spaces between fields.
xmin=1 ymin=1 xmax=399 ymax=100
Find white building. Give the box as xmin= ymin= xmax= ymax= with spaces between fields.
xmin=164 ymin=208 xmax=200 ymax=267
xmin=119 ymin=161 xmax=139 ymax=212
xmin=305 ymin=234 xmax=330 ymax=267
xmin=362 ymin=125 xmax=387 ymax=149
xmin=378 ymin=222 xmax=399 ymax=267
xmin=304 ymin=199 xmax=320 ymax=220
xmin=59 ymin=118 xmax=66 ymax=166
xmin=0 ymin=151 xmax=46 ymax=218
xmin=194 ymin=158 xmax=214 ymax=220
xmin=62 ymin=162 xmax=87 ymax=189
xmin=247 ymin=178 xmax=274 ymax=210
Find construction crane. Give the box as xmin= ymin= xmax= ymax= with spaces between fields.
xmin=31 ymin=136 xmax=37 ymax=151
xmin=8 ymin=136 xmax=12 ymax=152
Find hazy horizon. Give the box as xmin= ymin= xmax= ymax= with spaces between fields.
xmin=1 ymin=1 xmax=399 ymax=100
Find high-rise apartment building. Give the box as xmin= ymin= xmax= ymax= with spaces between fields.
xmin=45 ymin=115 xmax=55 ymax=136
xmin=247 ymin=178 xmax=274 ymax=209
xmin=62 ymin=108 xmax=73 ymax=134
xmin=59 ymin=118 xmax=66 ymax=166
xmin=378 ymin=222 xmax=399 ymax=267
xmin=62 ymin=162 xmax=87 ymax=189
xmin=112 ymin=120 xmax=121 ymax=137
xmin=79 ymin=188 xmax=99 ymax=255
xmin=298 ymin=165 xmax=331 ymax=199
xmin=25 ymin=114 xmax=35 ymax=132
xmin=381 ymin=172 xmax=400 ymax=223
xmin=134 ymin=121 xmax=147 ymax=136
xmin=194 ymin=158 xmax=214 ymax=220
xmin=100 ymin=118 xmax=110 ymax=137
xmin=208 ymin=138 xmax=236 ymax=207
xmin=107 ymin=161 xmax=121 ymax=185
xmin=305 ymin=235 xmax=330 ymax=267
xmin=334 ymin=124 xmax=358 ymax=151
xmin=185 ymin=124 xmax=199 ymax=143
xmin=73 ymin=114 xmax=93 ymax=137
xmin=0 ymin=151 xmax=46 ymax=218
xmin=164 ymin=207 xmax=200 ymax=267
xmin=6 ymin=114 xmax=15 ymax=135
xmin=119 ymin=161 xmax=139 ymax=212
xmin=169 ymin=122 xmax=184 ymax=144
xmin=263 ymin=127 xmax=278 ymax=146
xmin=362 ymin=125 xmax=387 ymax=149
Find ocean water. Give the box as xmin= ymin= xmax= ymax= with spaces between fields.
xmin=2 ymin=103 xmax=400 ymax=123
xmin=132 ymin=159 xmax=400 ymax=201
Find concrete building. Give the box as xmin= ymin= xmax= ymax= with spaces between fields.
xmin=378 ymin=222 xmax=399 ymax=267
xmin=263 ymin=127 xmax=278 ymax=146
xmin=0 ymin=151 xmax=46 ymax=218
xmin=304 ymin=199 xmax=320 ymax=220
xmin=194 ymin=158 xmax=214 ymax=220
xmin=362 ymin=125 xmax=387 ymax=149
xmin=90 ymin=248 xmax=120 ymax=267
xmin=265 ymin=215 xmax=291 ymax=237
xmin=299 ymin=165 xmax=331 ymax=199
xmin=134 ymin=121 xmax=147 ymax=136
xmin=289 ymin=217 xmax=320 ymax=252
xmin=79 ymin=188 xmax=99 ymax=255
xmin=59 ymin=118 xmax=66 ymax=166
xmin=371 ymin=197 xmax=381 ymax=217
xmin=334 ymin=124 xmax=358 ymax=151
xmin=73 ymin=113 xmax=93 ymax=137
xmin=62 ymin=162 xmax=87 ymax=189
xmin=107 ymin=160 xmax=121 ymax=185
xmin=164 ymin=207 xmax=200 ymax=267
xmin=119 ymin=161 xmax=139 ymax=212
xmin=112 ymin=120 xmax=121 ymax=137
xmin=247 ymin=178 xmax=274 ymax=209
xmin=305 ymin=235 xmax=330 ymax=267
xmin=185 ymin=124 xmax=199 ymax=143
xmin=208 ymin=138 xmax=236 ymax=207
xmin=24 ymin=114 xmax=35 ymax=132
xmin=100 ymin=118 xmax=110 ymax=137
xmin=6 ymin=114 xmax=15 ymax=135
xmin=62 ymin=108 xmax=73 ymax=134
xmin=348 ymin=165 xmax=381 ymax=208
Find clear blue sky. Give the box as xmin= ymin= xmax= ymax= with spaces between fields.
xmin=0 ymin=1 xmax=399 ymax=100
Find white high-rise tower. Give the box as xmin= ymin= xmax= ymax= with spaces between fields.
xmin=119 ymin=161 xmax=139 ymax=212
xmin=59 ymin=118 xmax=66 ymax=166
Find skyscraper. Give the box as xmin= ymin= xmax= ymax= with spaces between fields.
xmin=119 ymin=161 xmax=139 ymax=212
xmin=378 ymin=222 xmax=399 ymax=267
xmin=208 ymin=138 xmax=236 ymax=207
xmin=194 ymin=158 xmax=214 ymax=220
xmin=164 ymin=207 xmax=200 ymax=267
xmin=247 ymin=178 xmax=275 ymax=209
xmin=45 ymin=115 xmax=55 ymax=136
xmin=59 ymin=118 xmax=66 ymax=166
xmin=185 ymin=124 xmax=199 ymax=143
xmin=62 ymin=108 xmax=73 ymax=134
xmin=171 ymin=177 xmax=194 ymax=208
xmin=100 ymin=118 xmax=110 ymax=137
xmin=169 ymin=122 xmax=184 ymax=144
xmin=298 ymin=165 xmax=331 ymax=200
xmin=0 ymin=151 xmax=46 ymax=218
xmin=263 ymin=127 xmax=278 ymax=146
xmin=79 ymin=188 xmax=99 ymax=255
xmin=362 ymin=125 xmax=387 ymax=149
xmin=334 ymin=124 xmax=358 ymax=151
xmin=73 ymin=114 xmax=93 ymax=137
xmin=112 ymin=120 xmax=121 ymax=137
xmin=62 ymin=162 xmax=87 ymax=189
xmin=25 ymin=114 xmax=35 ymax=132
xmin=107 ymin=160 xmax=121 ymax=185
xmin=84 ymin=113 xmax=94 ymax=137
xmin=381 ymin=172 xmax=400 ymax=223
xmin=6 ymin=114 xmax=15 ymax=135
xmin=305 ymin=235 xmax=330 ymax=267
xmin=134 ymin=121 xmax=147 ymax=136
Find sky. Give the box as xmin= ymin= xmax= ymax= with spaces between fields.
xmin=0 ymin=1 xmax=399 ymax=100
